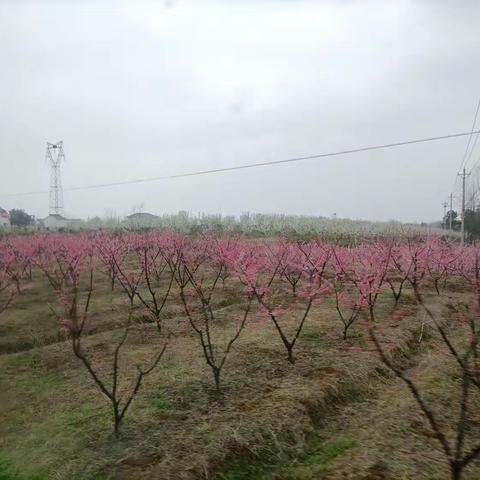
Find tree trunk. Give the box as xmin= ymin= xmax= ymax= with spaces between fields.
xmin=451 ymin=462 xmax=462 ymax=480
xmin=287 ymin=346 xmax=295 ymax=364
xmin=113 ymin=402 xmax=121 ymax=438
xmin=212 ymin=367 xmax=222 ymax=394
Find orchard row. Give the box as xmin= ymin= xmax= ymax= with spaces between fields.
xmin=0 ymin=232 xmax=479 ymax=478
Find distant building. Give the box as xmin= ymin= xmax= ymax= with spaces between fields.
xmin=39 ymin=214 xmax=69 ymax=230
xmin=38 ymin=214 xmax=83 ymax=230
xmin=124 ymin=212 xmax=160 ymax=228
xmin=0 ymin=207 xmax=10 ymax=228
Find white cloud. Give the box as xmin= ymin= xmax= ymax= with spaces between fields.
xmin=0 ymin=0 xmax=479 ymax=222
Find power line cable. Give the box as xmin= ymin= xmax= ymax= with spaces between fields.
xmin=459 ymin=98 xmax=480 ymax=171
xmin=4 ymin=129 xmax=480 ymax=197
xmin=465 ymin=128 xmax=480 ymax=169
xmin=471 ymin=152 xmax=480 ymax=175
xmin=456 ymin=99 xmax=480 ymax=214
xmin=451 ymin=99 xmax=480 ymax=198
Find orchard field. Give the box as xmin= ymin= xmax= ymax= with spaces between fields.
xmin=0 ymin=232 xmax=479 ymax=480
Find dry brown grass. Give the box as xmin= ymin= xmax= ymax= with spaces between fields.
xmin=0 ymin=272 xmax=478 ymax=480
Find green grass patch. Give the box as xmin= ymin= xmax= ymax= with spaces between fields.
xmin=151 ymin=399 xmax=175 ymax=411
xmin=0 ymin=350 xmax=113 ymax=480
xmin=0 ymin=453 xmax=18 ymax=480
xmin=285 ymin=439 xmax=357 ymax=479
xmin=218 ymin=433 xmax=357 ymax=480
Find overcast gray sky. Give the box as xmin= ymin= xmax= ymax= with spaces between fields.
xmin=1 ymin=0 xmax=479 ymax=222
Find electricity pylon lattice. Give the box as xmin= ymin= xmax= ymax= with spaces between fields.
xmin=46 ymin=141 xmax=65 ymax=215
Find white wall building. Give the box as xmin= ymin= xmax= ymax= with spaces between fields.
xmin=39 ymin=214 xmax=84 ymax=231
xmin=39 ymin=214 xmax=69 ymax=230
xmin=0 ymin=207 xmax=10 ymax=229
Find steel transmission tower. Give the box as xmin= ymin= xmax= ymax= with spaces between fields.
xmin=46 ymin=141 xmax=65 ymax=215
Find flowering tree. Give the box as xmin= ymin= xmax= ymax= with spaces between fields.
xmin=333 ymin=241 xmax=391 ymax=323
xmin=132 ymin=232 xmax=179 ymax=328
xmin=3 ymin=236 xmax=35 ymax=293
xmin=238 ymin=240 xmax=331 ymax=363
xmin=384 ymin=240 xmax=413 ymax=304
xmin=451 ymin=246 xmax=480 ymax=390
xmin=425 ymin=237 xmax=460 ymax=295
xmin=331 ymin=246 xmax=362 ymax=339
xmin=264 ymin=239 xmax=302 ymax=296
xmin=95 ymin=232 xmax=127 ymax=291
xmin=367 ymin=239 xmax=480 ymax=480
xmin=175 ymin=236 xmax=253 ymax=393
xmin=0 ymin=242 xmax=16 ymax=315
xmin=34 ymin=234 xmax=88 ymax=291
xmin=48 ymin=235 xmax=172 ymax=436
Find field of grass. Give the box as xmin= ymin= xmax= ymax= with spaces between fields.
xmin=0 ymin=268 xmax=479 ymax=479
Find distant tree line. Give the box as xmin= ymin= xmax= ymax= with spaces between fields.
xmin=464 ymin=208 xmax=480 ymax=241
xmin=444 ymin=206 xmax=480 ymax=242
xmin=443 ymin=210 xmax=461 ymax=231
xmin=9 ymin=209 xmax=34 ymax=227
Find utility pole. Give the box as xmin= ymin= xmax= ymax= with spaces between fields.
xmin=442 ymin=201 xmax=448 ymax=229
xmin=458 ymin=168 xmax=470 ymax=246
xmin=448 ymin=192 xmax=454 ymax=231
